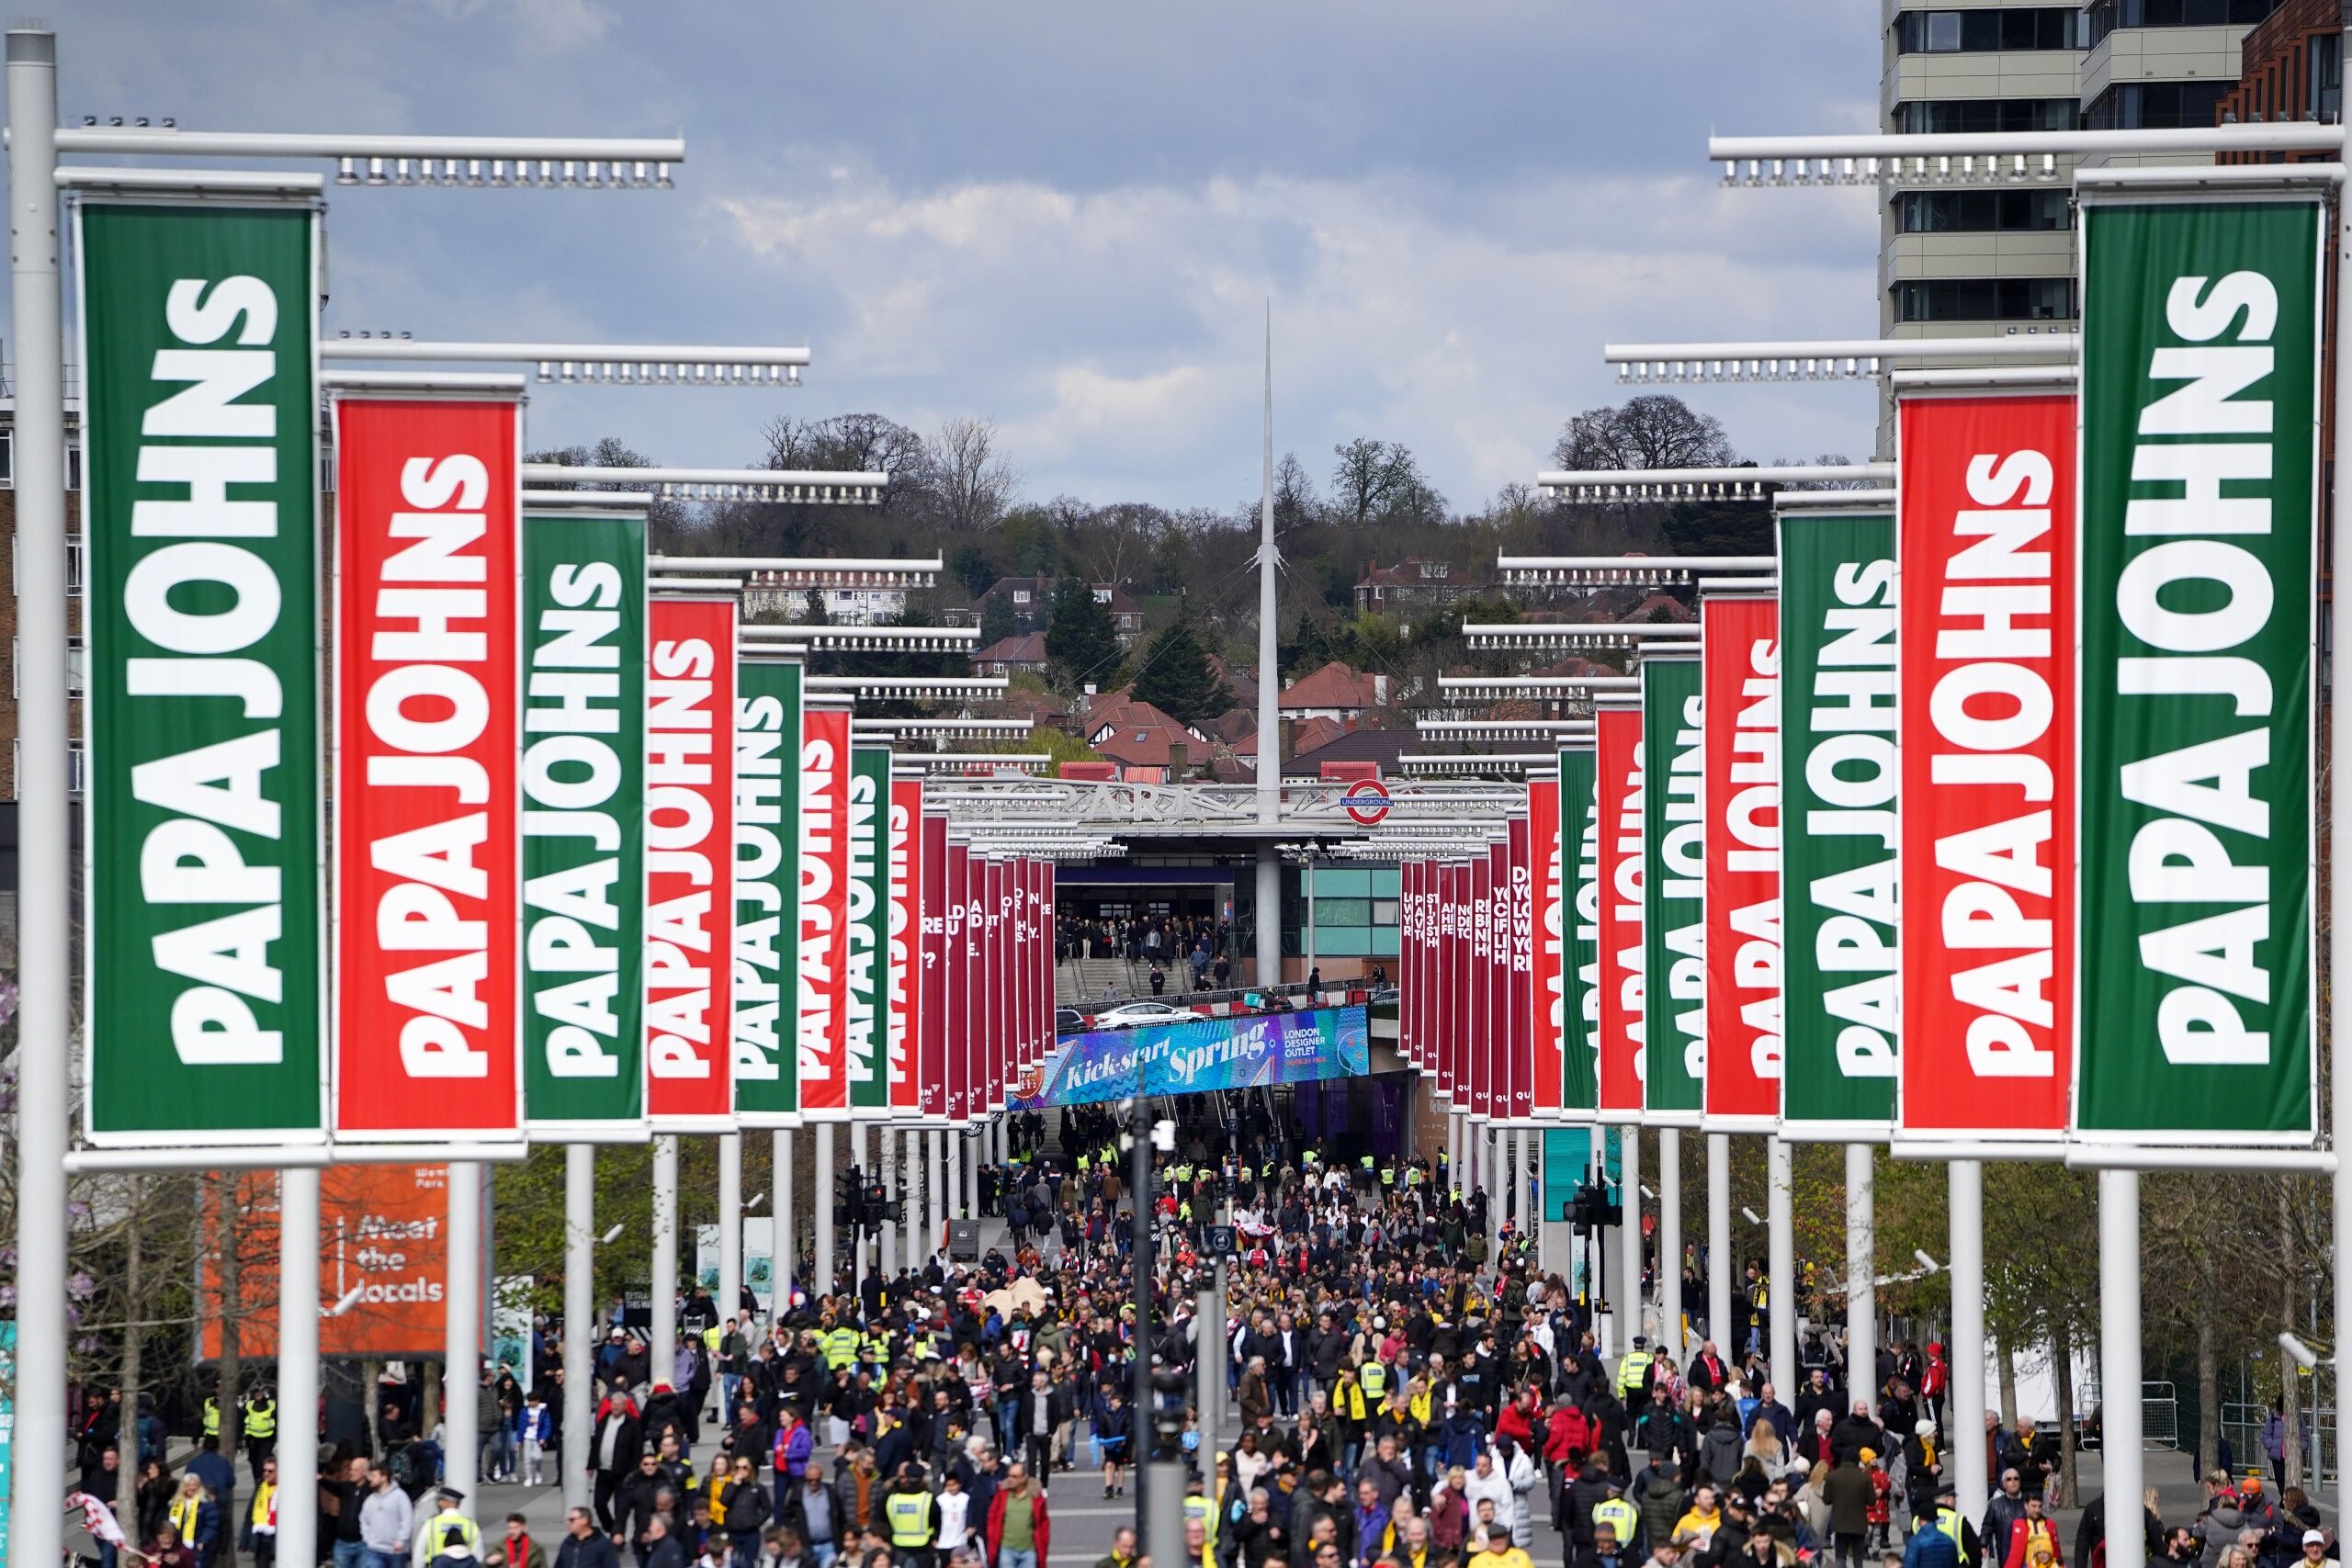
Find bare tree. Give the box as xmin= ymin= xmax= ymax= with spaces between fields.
xmin=929 ymin=416 xmax=1020 ymax=533
xmin=1329 ymin=438 xmax=1439 ymax=529
xmin=1552 ymin=394 xmax=1735 ymax=472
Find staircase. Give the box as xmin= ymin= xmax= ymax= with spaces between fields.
xmin=1057 ymin=956 xmax=1138 ymax=1006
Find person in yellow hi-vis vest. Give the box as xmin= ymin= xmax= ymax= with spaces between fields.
xmin=885 ymin=1465 xmax=940 ymax=1568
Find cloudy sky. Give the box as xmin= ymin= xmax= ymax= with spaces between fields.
xmin=51 ymin=1 xmax=1883 ymax=511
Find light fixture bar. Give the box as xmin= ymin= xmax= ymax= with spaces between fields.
xmin=853 ymin=717 xmax=1034 ymax=738
xmin=652 ymin=555 xmax=941 ymax=577
xmin=1708 ymin=122 xmax=2332 ymax=189
xmin=1399 ymin=752 xmax=1552 ymax=774
xmin=1499 ymin=553 xmax=1771 ymax=586
xmin=1605 ymin=333 xmax=2075 ymax=385
xmin=916 ymin=752 xmax=1055 ymax=772
xmin=739 ymin=625 xmax=978 ymax=651
xmin=322 ymin=338 xmax=809 ymax=387
xmin=806 ymin=675 xmax=1009 ymax=699
xmin=1538 ymin=463 xmax=1891 ymax=502
xmin=1437 ymin=675 xmax=1639 ymax=695
xmin=1417 ymin=719 xmax=1596 ymax=737
xmin=1776 ymin=487 xmax=1897 ymax=512
xmin=1464 ymin=621 xmax=1702 ymax=650
xmin=57 ymin=125 xmax=684 ymax=188
xmin=518 ymin=464 xmax=886 ymax=504
xmin=648 ymin=576 xmax=743 ymax=592
xmin=54 ymin=166 xmax=326 ymax=197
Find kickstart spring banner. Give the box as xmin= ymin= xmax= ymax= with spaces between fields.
xmin=2075 ymin=196 xmax=2321 ymax=1143
xmin=1011 ymin=1004 xmax=1373 ymax=1110
xmin=1776 ymin=509 xmax=1899 ymax=1135
xmin=81 ymin=200 xmax=326 ymax=1145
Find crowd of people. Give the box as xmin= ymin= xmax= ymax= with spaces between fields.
xmin=1058 ymin=912 xmax=1234 ymax=992
xmin=55 ymin=1105 xmax=2338 ymax=1568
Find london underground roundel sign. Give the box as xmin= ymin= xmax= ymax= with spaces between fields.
xmin=1342 ymin=778 xmax=1392 ymax=827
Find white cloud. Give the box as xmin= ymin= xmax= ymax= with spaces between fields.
xmin=715 ymin=166 xmax=1880 ymax=508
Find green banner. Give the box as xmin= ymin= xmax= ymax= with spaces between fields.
xmin=1559 ymin=746 xmax=1600 ymax=1114
xmin=80 ymin=202 xmax=324 ymax=1143
xmin=1641 ymin=655 xmax=1704 ymax=1120
xmin=2076 ymin=197 xmax=2320 ymax=1141
xmin=1777 ymin=510 xmax=1898 ymax=1132
xmin=734 ymin=660 xmax=802 ymax=1123
xmin=521 ymin=512 xmax=646 ymax=1128
xmin=846 ymin=744 xmax=891 ymax=1111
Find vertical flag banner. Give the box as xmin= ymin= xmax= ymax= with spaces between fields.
xmin=2076 ymin=196 xmax=2321 ymax=1143
xmin=1595 ymin=705 xmax=1646 ymax=1119
xmin=982 ymin=859 xmax=1006 ymax=1108
xmin=1641 ymin=655 xmax=1705 ymax=1123
xmin=80 ymin=201 xmax=326 ymax=1145
xmin=1467 ymin=851 xmax=1486 ymax=1123
xmin=1702 ymin=594 xmax=1783 ymax=1128
xmin=645 ymin=597 xmax=736 ymax=1128
xmin=888 ymin=776 xmax=924 ymax=1116
xmin=1560 ymin=746 xmax=1602 ymax=1117
xmin=1403 ymin=861 xmax=1423 ymax=1068
xmin=1530 ymin=778 xmax=1565 ymax=1118
xmin=1508 ymin=815 xmax=1536 ymax=1122
xmin=1899 ymin=391 xmax=2076 ymax=1137
xmin=1009 ymin=857 xmax=1033 ymax=1089
xmin=845 ymin=746 xmax=890 ymax=1113
xmin=334 ymin=395 xmax=523 ymax=1139
xmin=1041 ymin=862 xmax=1057 ymax=1061
xmin=733 ymin=658 xmax=801 ymax=1126
xmin=944 ymin=840 xmax=971 ymax=1123
xmin=522 ymin=508 xmax=647 ymax=1132
xmin=1776 ymin=508 xmax=1899 ymax=1134
xmin=797 ymin=704 xmax=852 ymax=1119
xmin=1430 ymin=864 xmax=1448 ymax=1100
xmin=919 ymin=813 xmax=950 ymax=1121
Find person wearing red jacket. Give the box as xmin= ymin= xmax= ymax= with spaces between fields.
xmin=1922 ymin=1343 xmax=1951 ymax=1435
xmin=986 ymin=1460 xmax=1052 ymax=1568
xmin=1541 ymin=1395 xmax=1592 ymax=1534
xmin=2003 ymin=1495 xmax=2064 ymax=1568
xmin=1496 ymin=1389 xmax=1540 ymax=1450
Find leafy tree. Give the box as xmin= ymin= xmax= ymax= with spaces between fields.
xmin=1044 ymin=574 xmax=1122 ymax=689
xmin=1130 ymin=617 xmax=1230 ymax=723
xmin=979 ymin=592 xmax=1020 ymax=648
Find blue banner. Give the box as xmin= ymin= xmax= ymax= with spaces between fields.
xmin=1012 ymin=1005 xmax=1371 ymax=1109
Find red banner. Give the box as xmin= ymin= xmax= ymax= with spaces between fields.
xmin=984 ymin=859 xmax=1006 ymax=1109
xmin=1530 ymin=784 xmax=1563 ymax=1117
xmin=644 ymin=598 xmax=735 ymax=1127
xmin=1596 ymin=704 xmax=1646 ymax=1118
xmin=1490 ymin=840 xmax=1514 ymax=1119
xmin=334 ymin=396 xmax=522 ymax=1138
xmin=1428 ymin=864 xmax=1450 ymax=1097
xmin=1465 ymin=852 xmax=1490 ymax=1117
xmin=1039 ymin=862 xmax=1057 ymax=1068
xmin=920 ymin=813 xmax=949 ymax=1121
xmin=944 ymin=841 xmax=971 ymax=1122
xmin=1703 ymin=594 xmax=1784 ymax=1125
xmin=1011 ymin=857 xmax=1034 ymax=1077
xmin=888 ymin=777 xmax=922 ymax=1115
xmin=797 ymin=705 xmax=850 ymax=1118
xmin=1898 ymin=391 xmax=2076 ymax=1136
xmin=1508 ymin=816 xmax=1536 ymax=1122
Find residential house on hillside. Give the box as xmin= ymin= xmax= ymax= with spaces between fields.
xmin=956 ymin=575 xmax=1146 ymax=644
xmin=1083 ymin=697 xmax=1215 ymax=784
xmin=973 ymin=632 xmax=1048 ymax=677
xmin=1279 ymin=660 xmax=1389 ymax=725
xmin=1354 ymin=557 xmax=1482 ymax=615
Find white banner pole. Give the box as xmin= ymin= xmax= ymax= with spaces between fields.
xmin=563 ymin=1145 xmax=594 ymax=1509
xmin=2100 ymin=1169 xmax=2144 ymax=1568
xmin=1622 ymin=1129 xmax=1645 ymax=1345
xmin=1950 ymin=1158 xmax=1986 ymax=1510
xmin=1707 ymin=1134 xmax=1731 ymax=1353
xmin=1847 ymin=1144 xmax=1876 ymax=1406
xmin=1768 ymin=1137 xmax=1795 ymax=1389
xmin=1659 ymin=1128 xmax=1683 ymax=1355
xmin=650 ymin=1137 xmax=679 ymax=1380
xmin=445 ymin=1162 xmax=483 ymax=1505
xmin=277 ymin=1168 xmax=322 ymax=1566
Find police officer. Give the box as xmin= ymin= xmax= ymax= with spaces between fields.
xmin=883 ymin=1462 xmax=939 ymax=1568
xmin=1593 ymin=1479 xmax=1640 ymax=1560
xmin=1616 ymin=1337 xmax=1655 ymax=1403
xmin=242 ymin=1385 xmax=277 ymax=1483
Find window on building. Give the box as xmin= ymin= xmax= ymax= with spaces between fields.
xmin=1012 ymin=590 xmax=1029 ymax=604
xmin=2311 ymin=31 xmax=2342 ymax=122
xmin=1896 ymin=8 xmax=2080 ymax=52
xmin=12 ymin=738 xmax=86 ymax=797
xmin=12 ymin=636 xmax=85 ymax=699
xmin=2085 ymin=79 xmax=2232 ymax=130
xmin=1897 ymin=189 xmax=2074 ymax=232
xmin=2087 ymin=0 xmax=2284 ymax=43
xmin=9 ymin=535 xmax=86 ymax=596
xmin=1894 ymin=276 xmax=2077 ymax=322
xmin=1897 ymin=98 xmax=2078 ymax=135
